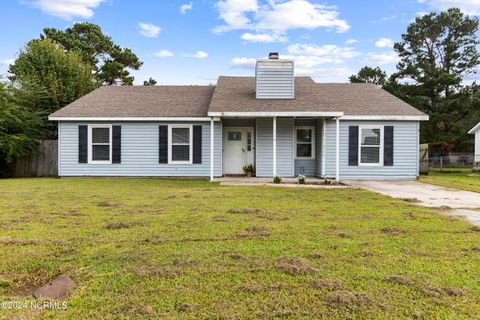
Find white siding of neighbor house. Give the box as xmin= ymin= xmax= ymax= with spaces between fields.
xmin=255 ymin=60 xmax=294 ymax=99
xmin=324 ymin=120 xmax=419 ymax=180
xmin=256 ymin=118 xmax=294 ymax=177
xmin=58 ymin=121 xmax=222 ymax=177
xmin=475 ymin=131 xmax=480 ymax=162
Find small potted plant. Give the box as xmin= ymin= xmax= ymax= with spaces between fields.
xmin=298 ymin=175 xmax=306 ymax=184
xmin=243 ymin=164 xmax=255 ymax=177
xmin=273 ymin=176 xmax=282 ymax=184
xmin=324 ymin=177 xmax=334 ymax=186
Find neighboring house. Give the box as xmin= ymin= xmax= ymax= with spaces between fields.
xmin=468 ymin=122 xmax=480 ymax=163
xmin=49 ymin=53 xmax=428 ymax=181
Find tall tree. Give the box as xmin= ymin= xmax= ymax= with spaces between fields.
xmin=9 ymin=38 xmax=96 ymax=136
xmin=394 ymin=8 xmax=480 ymax=145
xmin=143 ymin=78 xmax=157 ymax=86
xmin=349 ymin=66 xmax=387 ymax=86
xmin=42 ymin=23 xmax=143 ymax=85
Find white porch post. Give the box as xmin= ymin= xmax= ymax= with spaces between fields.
xmin=321 ymin=118 xmax=326 ymax=177
xmin=210 ymin=118 xmax=214 ymax=182
xmin=335 ymin=117 xmax=340 ymax=182
xmin=273 ymin=116 xmax=277 ymax=177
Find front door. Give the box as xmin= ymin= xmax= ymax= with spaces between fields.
xmin=223 ymin=127 xmax=254 ymax=175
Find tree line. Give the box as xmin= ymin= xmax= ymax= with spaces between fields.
xmin=350 ymin=8 xmax=480 ymax=153
xmin=0 ymin=23 xmax=157 ymax=176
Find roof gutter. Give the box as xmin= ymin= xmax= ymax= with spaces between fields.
xmin=340 ymin=115 xmax=429 ymax=121
xmin=207 ymin=112 xmax=344 ymax=117
xmin=48 ymin=116 xmax=220 ymax=122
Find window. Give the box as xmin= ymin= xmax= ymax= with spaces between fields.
xmin=168 ymin=124 xmax=192 ymax=164
xmin=295 ymin=127 xmax=315 ymax=159
xmin=228 ymin=132 xmax=241 ymax=141
xmin=88 ymin=124 xmax=112 ymax=164
xmin=247 ymin=132 xmax=252 ymax=151
xmin=359 ymin=126 xmax=383 ymax=166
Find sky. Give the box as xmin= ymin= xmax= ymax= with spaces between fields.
xmin=0 ymin=0 xmax=479 ymax=85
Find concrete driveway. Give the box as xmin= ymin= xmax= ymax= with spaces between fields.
xmin=346 ymin=180 xmax=480 ymax=225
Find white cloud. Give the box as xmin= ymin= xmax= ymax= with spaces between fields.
xmin=365 ymin=52 xmax=399 ymax=65
xmin=421 ymin=0 xmax=480 ymax=15
xmin=214 ymin=0 xmax=350 ymax=41
xmin=189 ymin=51 xmax=208 ymax=58
xmin=297 ymin=67 xmax=351 ymax=79
xmin=180 ymin=2 xmax=193 ymax=14
xmin=28 ymin=0 xmax=104 ymax=20
xmin=345 ymin=38 xmax=357 ymax=45
xmin=231 ymin=57 xmax=257 ymax=69
xmin=0 ymin=59 xmax=14 ymax=66
xmin=154 ymin=50 xmax=174 ymax=58
xmin=375 ymin=37 xmax=394 ymax=48
xmin=241 ymin=32 xmax=287 ymax=43
xmin=138 ymin=22 xmax=161 ymax=38
xmin=287 ymin=44 xmax=360 ymax=62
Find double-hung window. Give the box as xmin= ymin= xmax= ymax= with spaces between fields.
xmin=88 ymin=124 xmax=112 ymax=164
xmin=168 ymin=124 xmax=193 ymax=164
xmin=295 ymin=127 xmax=315 ymax=159
xmin=359 ymin=126 xmax=383 ymax=166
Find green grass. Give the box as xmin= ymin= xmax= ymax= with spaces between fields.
xmin=0 ymin=178 xmax=479 ymax=319
xmin=420 ymin=170 xmax=480 ymax=193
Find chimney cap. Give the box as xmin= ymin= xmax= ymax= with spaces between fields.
xmin=268 ymin=52 xmax=279 ymax=59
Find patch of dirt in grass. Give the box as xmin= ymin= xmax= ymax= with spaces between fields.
xmin=420 ymin=285 xmax=468 ymax=297
xmin=212 ymin=215 xmax=228 ymax=222
xmin=0 ymin=237 xmax=40 ymax=246
xmin=274 ymin=257 xmax=316 ymax=275
xmin=337 ymin=232 xmax=352 ymax=238
xmin=105 ymin=221 xmax=145 ymax=230
xmin=177 ymin=303 xmax=195 ymax=312
xmin=311 ymin=277 xmax=344 ymax=290
xmin=470 ymin=225 xmax=480 ymax=232
xmin=443 ymin=286 xmax=468 ymax=296
xmin=359 ymin=250 xmax=373 ymax=257
xmin=165 ymin=195 xmax=176 ymax=200
xmin=380 ymin=227 xmax=405 ymax=235
xmin=325 ymin=290 xmax=371 ymax=307
xmin=236 ymin=226 xmax=270 ymax=238
xmin=97 ymin=201 xmax=120 ymax=207
xmin=12 ymin=268 xmax=50 ymax=297
xmin=228 ymin=253 xmax=245 ymax=260
xmin=401 ymin=198 xmax=420 ymax=203
xmin=67 ymin=209 xmax=86 ymax=216
xmin=471 ymin=246 xmax=480 ymax=251
xmin=308 ymin=253 xmax=323 ymax=259
xmin=384 ymin=275 xmax=413 ymax=286
xmin=227 ymin=208 xmax=261 ymax=214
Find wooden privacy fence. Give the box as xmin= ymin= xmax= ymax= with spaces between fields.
xmin=13 ymin=140 xmax=58 ymax=177
xmin=419 ymin=143 xmax=429 ymax=175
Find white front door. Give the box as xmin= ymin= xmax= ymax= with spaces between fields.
xmin=223 ymin=127 xmax=254 ymax=174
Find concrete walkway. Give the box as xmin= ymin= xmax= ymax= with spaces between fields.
xmin=216 ymin=177 xmax=350 ymax=189
xmin=346 ymin=180 xmax=480 ymax=225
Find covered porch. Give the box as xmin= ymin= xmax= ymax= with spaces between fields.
xmin=209 ymin=114 xmax=343 ymax=182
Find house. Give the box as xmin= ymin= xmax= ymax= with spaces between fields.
xmin=468 ymin=122 xmax=480 ymax=164
xmin=49 ymin=53 xmax=428 ymax=181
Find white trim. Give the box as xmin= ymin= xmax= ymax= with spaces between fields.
xmin=210 ymin=118 xmax=214 ymax=181
xmin=88 ymin=124 xmax=112 ymax=164
xmin=294 ymin=126 xmax=315 ymax=160
xmin=168 ymin=124 xmax=193 ymax=165
xmin=49 ymin=117 xmax=218 ymax=122
xmin=468 ymin=122 xmax=480 ymax=134
xmin=208 ymin=112 xmax=343 ymax=117
xmin=321 ymin=119 xmax=326 ymax=177
xmin=291 ymin=120 xmax=295 ymax=177
xmin=341 ymin=115 xmax=429 ymax=121
xmin=335 ymin=118 xmax=340 ymax=182
xmin=358 ymin=125 xmax=384 ymax=167
xmin=273 ymin=117 xmax=277 ymax=176
xmin=58 ymin=122 xmax=61 ymax=176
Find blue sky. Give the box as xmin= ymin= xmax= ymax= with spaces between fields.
xmin=0 ymin=0 xmax=479 ymax=85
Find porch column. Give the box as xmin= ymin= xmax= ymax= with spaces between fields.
xmin=273 ymin=116 xmax=277 ymax=177
xmin=321 ymin=118 xmax=326 ymax=177
xmin=210 ymin=118 xmax=214 ymax=182
xmin=335 ymin=117 xmax=340 ymax=182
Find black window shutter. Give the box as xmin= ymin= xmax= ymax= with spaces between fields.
xmin=348 ymin=126 xmax=359 ymax=166
xmin=193 ymin=125 xmax=202 ymax=164
xmin=159 ymin=125 xmax=168 ymax=163
xmin=78 ymin=125 xmax=88 ymax=163
xmin=384 ymin=126 xmax=394 ymax=166
xmin=112 ymin=126 xmax=121 ymax=164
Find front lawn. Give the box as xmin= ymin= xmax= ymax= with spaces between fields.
xmin=0 ymin=178 xmax=479 ymax=319
xmin=420 ymin=169 xmax=480 ymax=193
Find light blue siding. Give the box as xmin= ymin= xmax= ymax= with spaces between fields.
xmin=324 ymin=120 xmax=419 ymax=180
xmin=256 ymin=118 xmax=294 ymax=177
xmin=58 ymin=121 xmax=222 ymax=177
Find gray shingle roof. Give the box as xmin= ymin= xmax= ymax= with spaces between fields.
xmin=208 ymin=76 xmax=426 ymax=116
xmin=49 ymin=76 xmax=427 ymax=118
xmin=49 ymin=85 xmax=215 ymax=118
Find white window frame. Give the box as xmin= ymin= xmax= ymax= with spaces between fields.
xmin=295 ymin=126 xmax=315 ymax=160
xmin=168 ymin=124 xmax=193 ymax=164
xmin=88 ymin=124 xmax=112 ymax=164
xmin=358 ymin=125 xmax=384 ymax=166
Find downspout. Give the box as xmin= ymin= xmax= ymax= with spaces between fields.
xmin=321 ymin=118 xmax=326 ymax=177
xmin=335 ymin=117 xmax=340 ymax=182
xmin=273 ymin=116 xmax=277 ymax=177
xmin=210 ymin=117 xmax=214 ymax=182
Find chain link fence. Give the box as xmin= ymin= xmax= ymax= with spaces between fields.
xmin=428 ymin=154 xmax=475 ymax=170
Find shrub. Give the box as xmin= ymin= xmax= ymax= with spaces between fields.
xmin=273 ymin=176 xmax=282 ymax=184
xmin=298 ymin=175 xmax=306 ymax=184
